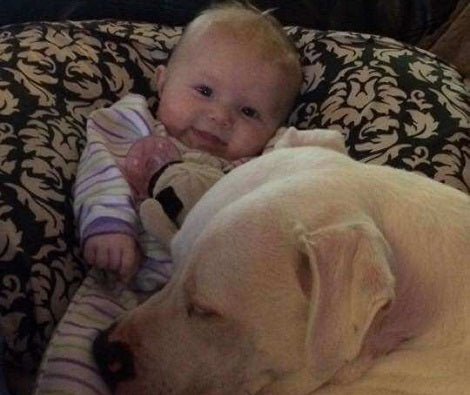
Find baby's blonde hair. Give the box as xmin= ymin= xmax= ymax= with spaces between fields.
xmin=185 ymin=2 xmax=299 ymax=67
xmin=169 ymin=1 xmax=303 ymax=114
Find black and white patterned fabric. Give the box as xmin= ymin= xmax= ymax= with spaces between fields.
xmin=0 ymin=19 xmax=469 ymax=373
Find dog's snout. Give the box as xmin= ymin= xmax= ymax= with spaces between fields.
xmin=93 ymin=323 xmax=136 ymax=391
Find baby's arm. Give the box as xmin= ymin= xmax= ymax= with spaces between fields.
xmin=74 ymin=96 xmax=153 ymax=280
xmin=74 ymin=133 xmax=140 ymax=280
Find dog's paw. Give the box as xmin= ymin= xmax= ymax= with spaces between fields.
xmin=274 ymin=127 xmax=347 ymax=154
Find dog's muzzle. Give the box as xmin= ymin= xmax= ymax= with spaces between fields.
xmin=93 ymin=323 xmax=136 ymax=391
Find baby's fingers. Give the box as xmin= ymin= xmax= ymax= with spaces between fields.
xmin=107 ymin=247 xmax=124 ymax=272
xmin=119 ymin=247 xmax=139 ymax=283
xmin=94 ymin=246 xmax=111 ymax=270
xmin=83 ymin=244 xmax=96 ymax=266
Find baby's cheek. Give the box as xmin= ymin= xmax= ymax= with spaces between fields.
xmin=158 ymin=101 xmax=189 ymax=137
xmin=241 ymin=130 xmax=271 ymax=155
xmin=157 ymin=110 xmax=176 ymax=135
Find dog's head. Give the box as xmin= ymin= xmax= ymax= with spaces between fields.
xmin=95 ymin=176 xmax=395 ymax=394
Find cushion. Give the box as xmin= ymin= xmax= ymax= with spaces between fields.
xmin=0 ymin=19 xmax=469 ymax=376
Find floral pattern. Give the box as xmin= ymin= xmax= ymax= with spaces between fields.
xmin=0 ymin=20 xmax=469 ymax=373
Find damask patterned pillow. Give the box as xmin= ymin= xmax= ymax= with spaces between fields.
xmin=0 ymin=20 xmax=469 ymax=377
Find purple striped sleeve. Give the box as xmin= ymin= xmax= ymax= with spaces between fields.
xmin=82 ymin=217 xmax=138 ymax=245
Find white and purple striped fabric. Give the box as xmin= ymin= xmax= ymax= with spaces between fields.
xmin=35 ymin=268 xmax=139 ymax=395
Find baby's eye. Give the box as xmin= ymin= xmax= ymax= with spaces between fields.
xmin=241 ymin=106 xmax=259 ymax=119
xmin=195 ymin=85 xmax=212 ymax=97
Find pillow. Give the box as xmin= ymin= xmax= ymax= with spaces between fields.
xmin=289 ymin=27 xmax=470 ymax=190
xmin=0 ymin=19 xmax=469 ymax=376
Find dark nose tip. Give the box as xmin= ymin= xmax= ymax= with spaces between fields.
xmin=92 ymin=323 xmax=136 ymax=391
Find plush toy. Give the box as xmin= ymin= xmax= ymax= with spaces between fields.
xmin=138 ymin=152 xmax=225 ymax=249
xmin=134 ymin=127 xmax=346 ymax=249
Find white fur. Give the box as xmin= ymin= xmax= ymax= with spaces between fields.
xmin=107 ymin=144 xmax=470 ymax=395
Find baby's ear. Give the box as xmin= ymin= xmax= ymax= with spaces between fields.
xmin=155 ymin=65 xmax=167 ymax=95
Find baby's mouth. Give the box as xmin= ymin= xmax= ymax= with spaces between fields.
xmin=192 ymin=128 xmax=227 ymax=146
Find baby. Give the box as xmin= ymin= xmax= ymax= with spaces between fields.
xmin=74 ymin=1 xmax=303 ymax=282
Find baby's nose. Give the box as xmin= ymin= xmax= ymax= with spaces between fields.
xmin=93 ymin=323 xmax=136 ymax=391
xmin=208 ymin=103 xmax=233 ymax=128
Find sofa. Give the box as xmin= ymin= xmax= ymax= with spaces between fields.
xmin=0 ymin=1 xmax=469 ymax=394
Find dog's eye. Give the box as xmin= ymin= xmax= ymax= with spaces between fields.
xmin=187 ymin=303 xmax=219 ymax=319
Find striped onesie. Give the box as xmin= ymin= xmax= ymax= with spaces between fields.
xmin=73 ymin=94 xmax=266 ymax=290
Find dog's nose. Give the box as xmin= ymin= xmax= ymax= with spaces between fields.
xmin=92 ymin=323 xmax=136 ymax=391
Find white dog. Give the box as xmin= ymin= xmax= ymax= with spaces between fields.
xmin=93 ymin=132 xmax=470 ymax=395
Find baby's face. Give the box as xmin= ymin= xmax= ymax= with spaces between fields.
xmin=156 ymin=30 xmax=296 ymax=160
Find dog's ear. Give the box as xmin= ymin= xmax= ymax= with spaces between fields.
xmin=296 ymin=220 xmax=395 ymax=386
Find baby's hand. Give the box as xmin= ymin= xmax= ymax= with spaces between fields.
xmin=83 ymin=234 xmax=140 ymax=282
